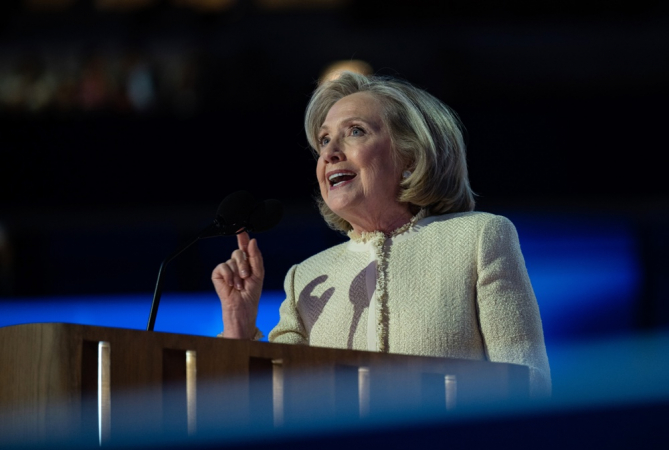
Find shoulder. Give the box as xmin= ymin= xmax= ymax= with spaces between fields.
xmin=409 ymin=212 xmax=520 ymax=254
xmin=417 ymin=211 xmax=515 ymax=235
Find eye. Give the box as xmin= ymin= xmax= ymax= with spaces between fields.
xmin=319 ymin=135 xmax=330 ymax=147
xmin=350 ymin=126 xmax=364 ymax=136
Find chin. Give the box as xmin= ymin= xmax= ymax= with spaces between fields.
xmin=322 ymin=197 xmax=346 ymax=215
xmin=324 ymin=189 xmax=364 ymax=216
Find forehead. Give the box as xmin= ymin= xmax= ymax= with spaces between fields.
xmin=321 ymin=92 xmax=385 ymax=128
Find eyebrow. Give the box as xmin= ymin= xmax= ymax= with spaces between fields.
xmin=319 ymin=116 xmax=372 ymax=133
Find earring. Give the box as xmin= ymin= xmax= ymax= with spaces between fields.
xmin=402 ymin=170 xmax=412 ymax=179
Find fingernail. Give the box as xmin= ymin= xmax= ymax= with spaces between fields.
xmin=236 ymin=282 xmax=242 ymax=290
xmin=243 ymin=251 xmax=248 ymax=261
xmin=240 ymin=269 xmax=248 ymax=277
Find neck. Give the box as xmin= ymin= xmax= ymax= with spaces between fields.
xmin=348 ymin=207 xmax=414 ymax=236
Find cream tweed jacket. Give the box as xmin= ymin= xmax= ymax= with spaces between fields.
xmin=268 ymin=211 xmax=551 ymax=396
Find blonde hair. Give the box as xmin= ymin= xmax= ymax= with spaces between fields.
xmin=305 ymin=71 xmax=475 ymax=233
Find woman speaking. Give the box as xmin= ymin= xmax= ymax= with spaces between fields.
xmin=212 ymin=72 xmax=551 ymax=397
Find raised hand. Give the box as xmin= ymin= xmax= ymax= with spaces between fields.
xmin=211 ymin=232 xmax=264 ymax=339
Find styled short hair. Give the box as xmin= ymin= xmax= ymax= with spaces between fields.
xmin=305 ymin=71 xmax=475 ymax=233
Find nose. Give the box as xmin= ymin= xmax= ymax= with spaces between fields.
xmin=320 ymin=139 xmax=345 ymax=164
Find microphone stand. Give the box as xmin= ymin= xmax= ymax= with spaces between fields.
xmin=146 ymin=222 xmax=241 ymax=332
xmin=144 ymin=193 xmax=282 ymax=332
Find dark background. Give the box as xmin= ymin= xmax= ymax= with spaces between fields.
xmin=0 ymin=0 xmax=668 ymax=330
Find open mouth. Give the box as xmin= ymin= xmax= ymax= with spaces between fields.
xmin=328 ymin=171 xmax=357 ymax=188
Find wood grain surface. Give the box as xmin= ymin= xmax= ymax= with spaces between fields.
xmin=0 ymin=323 xmax=529 ymax=444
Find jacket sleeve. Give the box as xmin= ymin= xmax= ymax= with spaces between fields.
xmin=476 ymin=215 xmax=552 ymax=397
xmin=268 ymin=264 xmax=309 ymax=345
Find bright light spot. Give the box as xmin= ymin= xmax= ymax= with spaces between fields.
xmin=319 ymin=60 xmax=373 ymax=84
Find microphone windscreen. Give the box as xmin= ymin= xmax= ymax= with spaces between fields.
xmin=217 ymin=191 xmax=257 ymax=225
xmin=247 ymin=199 xmax=283 ymax=232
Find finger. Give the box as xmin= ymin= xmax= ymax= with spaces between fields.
xmin=237 ymin=232 xmax=250 ymax=254
xmin=227 ymin=259 xmax=244 ymax=291
xmin=231 ymin=249 xmax=251 ymax=279
xmin=212 ymin=263 xmax=234 ymax=288
xmin=247 ymin=238 xmax=264 ymax=277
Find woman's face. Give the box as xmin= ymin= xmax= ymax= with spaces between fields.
xmin=316 ymin=92 xmax=408 ymax=231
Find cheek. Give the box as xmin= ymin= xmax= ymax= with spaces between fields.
xmin=362 ymin=141 xmax=399 ymax=181
xmin=316 ymin=158 xmax=329 ymax=196
xmin=316 ymin=158 xmax=325 ymax=183
xmin=364 ymin=156 xmax=400 ymax=188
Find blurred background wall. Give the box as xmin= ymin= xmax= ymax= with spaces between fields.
xmin=1 ymin=0 xmax=668 ymax=347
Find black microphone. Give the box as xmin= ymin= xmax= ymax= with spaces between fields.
xmin=216 ymin=190 xmax=256 ymax=227
xmin=146 ymin=192 xmax=283 ymax=331
xmin=247 ymin=199 xmax=283 ymax=232
xmin=200 ymin=191 xmax=284 ymax=238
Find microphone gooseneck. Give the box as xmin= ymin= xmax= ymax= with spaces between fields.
xmin=146 ymin=191 xmax=283 ymax=331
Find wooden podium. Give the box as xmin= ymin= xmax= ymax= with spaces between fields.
xmin=0 ymin=323 xmax=529 ymax=446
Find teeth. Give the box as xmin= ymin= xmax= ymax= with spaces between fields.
xmin=328 ymin=172 xmax=354 ymax=183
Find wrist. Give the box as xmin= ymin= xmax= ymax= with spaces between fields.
xmin=221 ymin=307 xmax=257 ymax=339
xmin=218 ymin=327 xmax=263 ymax=340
